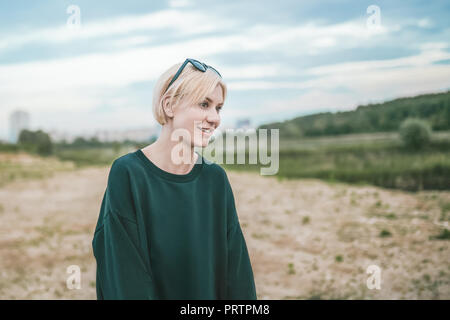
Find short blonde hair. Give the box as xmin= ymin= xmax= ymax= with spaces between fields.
xmin=152 ymin=60 xmax=227 ymax=125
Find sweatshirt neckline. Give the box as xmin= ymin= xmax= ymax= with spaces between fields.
xmin=135 ymin=148 xmax=203 ymax=183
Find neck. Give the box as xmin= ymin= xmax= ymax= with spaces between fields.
xmin=144 ymin=125 xmax=198 ymax=175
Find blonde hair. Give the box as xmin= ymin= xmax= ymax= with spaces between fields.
xmin=152 ymin=61 xmax=227 ymax=125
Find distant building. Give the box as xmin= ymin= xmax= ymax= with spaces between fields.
xmin=46 ymin=125 xmax=159 ymax=143
xmin=9 ymin=110 xmax=30 ymax=143
xmin=235 ymin=118 xmax=252 ymax=130
xmin=92 ymin=126 xmax=159 ymax=143
xmin=47 ymin=129 xmax=74 ymax=143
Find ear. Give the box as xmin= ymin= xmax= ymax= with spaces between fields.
xmin=162 ymin=95 xmax=174 ymax=119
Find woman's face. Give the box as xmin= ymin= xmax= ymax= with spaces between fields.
xmin=170 ymin=84 xmax=224 ymax=148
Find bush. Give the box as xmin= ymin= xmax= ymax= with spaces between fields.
xmin=18 ymin=129 xmax=53 ymax=156
xmin=0 ymin=142 xmax=18 ymax=152
xmin=399 ymin=118 xmax=432 ymax=150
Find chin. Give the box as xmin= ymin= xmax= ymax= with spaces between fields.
xmin=194 ymin=141 xmax=209 ymax=148
xmin=192 ymin=135 xmax=211 ymax=148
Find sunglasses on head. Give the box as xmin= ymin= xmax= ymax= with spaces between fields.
xmin=164 ymin=58 xmax=222 ymax=94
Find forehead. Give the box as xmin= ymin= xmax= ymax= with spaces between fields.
xmin=205 ymin=85 xmax=224 ymax=104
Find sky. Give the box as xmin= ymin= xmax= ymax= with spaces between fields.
xmin=1 ymin=0 xmax=450 ymax=141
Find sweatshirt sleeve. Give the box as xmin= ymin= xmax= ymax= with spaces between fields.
xmin=224 ymin=173 xmax=257 ymax=300
xmin=92 ymin=161 xmax=158 ymax=300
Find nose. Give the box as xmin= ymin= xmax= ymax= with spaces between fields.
xmin=206 ymin=106 xmax=220 ymax=127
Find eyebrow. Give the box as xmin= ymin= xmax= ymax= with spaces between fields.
xmin=205 ymin=97 xmax=224 ymax=106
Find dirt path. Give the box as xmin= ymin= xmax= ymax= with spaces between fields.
xmin=0 ymin=165 xmax=448 ymax=299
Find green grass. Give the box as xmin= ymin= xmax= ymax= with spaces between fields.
xmin=3 ymin=132 xmax=450 ymax=192
xmin=385 ymin=213 xmax=397 ymax=219
xmin=54 ymin=147 xmax=124 ymax=167
xmin=439 ymin=201 xmax=450 ymax=221
xmin=429 ymin=229 xmax=450 ymax=240
xmin=379 ymin=229 xmax=392 ymax=237
xmin=216 ymin=132 xmax=450 ymax=191
xmin=302 ymin=216 xmax=310 ymax=225
xmin=287 ymin=263 xmax=295 ymax=275
xmin=0 ymin=154 xmax=75 ymax=187
xmin=0 ymin=145 xmax=137 ymax=187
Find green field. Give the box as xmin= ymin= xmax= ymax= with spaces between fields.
xmin=215 ymin=131 xmax=450 ymax=191
xmin=1 ymin=131 xmax=450 ymax=191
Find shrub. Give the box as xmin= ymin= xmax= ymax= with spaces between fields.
xmin=399 ymin=118 xmax=432 ymax=150
xmin=18 ymin=129 xmax=53 ymax=156
xmin=429 ymin=228 xmax=450 ymax=240
xmin=379 ymin=229 xmax=392 ymax=237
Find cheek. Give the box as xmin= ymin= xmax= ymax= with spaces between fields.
xmin=187 ymin=110 xmax=206 ymax=126
xmin=174 ymin=109 xmax=195 ymax=127
xmin=173 ymin=107 xmax=207 ymax=137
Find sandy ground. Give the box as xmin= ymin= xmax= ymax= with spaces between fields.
xmin=0 ymin=159 xmax=449 ymax=299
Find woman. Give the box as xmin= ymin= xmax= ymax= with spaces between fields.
xmin=91 ymin=58 xmax=257 ymax=300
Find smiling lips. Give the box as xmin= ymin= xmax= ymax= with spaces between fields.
xmin=197 ymin=126 xmax=214 ymax=135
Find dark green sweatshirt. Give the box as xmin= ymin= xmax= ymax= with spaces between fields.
xmin=91 ymin=149 xmax=257 ymax=300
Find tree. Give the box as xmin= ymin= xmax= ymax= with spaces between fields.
xmin=18 ymin=129 xmax=54 ymax=156
xmin=398 ymin=118 xmax=432 ymax=150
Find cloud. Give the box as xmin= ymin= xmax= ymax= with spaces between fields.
xmin=257 ymin=89 xmax=360 ymax=116
xmin=111 ymin=35 xmax=155 ymax=48
xmin=0 ymin=13 xmax=415 ymax=99
xmin=0 ymin=9 xmax=238 ymax=52
xmin=254 ymin=61 xmax=450 ymax=115
xmin=0 ymin=44 xmax=293 ymax=113
xmin=308 ymin=42 xmax=450 ymax=75
xmin=417 ymin=18 xmax=433 ymax=28
xmin=168 ymin=0 xmax=194 ymax=8
xmin=228 ymin=42 xmax=450 ymax=90
xmin=228 ymin=43 xmax=450 ymax=119
xmin=1 ymin=10 xmax=399 ymax=57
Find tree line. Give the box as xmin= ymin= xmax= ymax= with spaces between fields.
xmin=258 ymin=90 xmax=450 ymax=138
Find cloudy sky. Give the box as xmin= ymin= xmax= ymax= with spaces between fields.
xmin=1 ymin=0 xmax=449 ymax=141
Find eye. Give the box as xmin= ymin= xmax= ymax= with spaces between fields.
xmin=200 ymin=102 xmax=209 ymax=108
xmin=216 ymin=106 xmax=223 ymax=113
